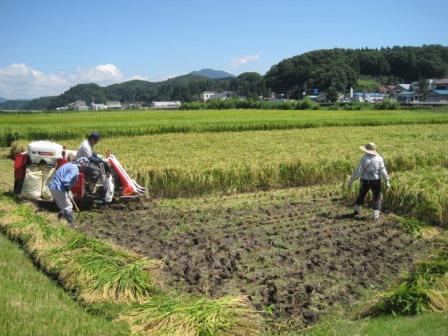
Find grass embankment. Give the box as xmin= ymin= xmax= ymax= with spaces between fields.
xmin=1 ymin=108 xmax=448 ymax=145
xmin=300 ymin=312 xmax=448 ymax=336
xmin=0 ymin=194 xmax=261 ymax=335
xmin=41 ymin=124 xmax=448 ymax=197
xmin=0 ymin=233 xmax=129 ymax=336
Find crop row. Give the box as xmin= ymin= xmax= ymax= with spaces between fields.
xmin=383 ymin=167 xmax=448 ymax=227
xmin=2 ymin=108 xmax=448 ymax=145
xmin=48 ymin=124 xmax=447 ymax=197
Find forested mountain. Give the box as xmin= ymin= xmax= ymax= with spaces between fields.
xmin=265 ymin=45 xmax=448 ymax=98
xmin=0 ymin=99 xmax=31 ymax=110
xmin=189 ymin=69 xmax=235 ymax=79
xmin=1 ymin=45 xmax=447 ymax=110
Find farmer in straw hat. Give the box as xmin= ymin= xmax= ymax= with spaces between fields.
xmin=347 ymin=143 xmax=390 ymax=220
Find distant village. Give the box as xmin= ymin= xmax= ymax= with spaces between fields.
xmin=57 ymin=77 xmax=448 ymax=111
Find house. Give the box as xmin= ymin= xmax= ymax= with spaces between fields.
xmin=367 ymin=92 xmax=386 ymax=103
xmin=208 ymin=91 xmax=232 ymax=100
xmin=396 ymin=91 xmax=417 ymax=103
xmin=127 ymin=102 xmax=145 ymax=109
xmin=150 ymin=101 xmax=181 ymax=109
xmin=106 ymin=101 xmax=122 ymax=110
xmin=394 ymin=84 xmax=411 ymax=94
xmin=68 ymin=100 xmax=89 ymax=111
xmin=434 ymin=78 xmax=448 ymax=90
xmin=377 ymin=85 xmax=396 ymax=96
xmin=200 ymin=91 xmax=216 ymax=102
xmin=91 ymin=103 xmax=106 ymax=111
xmin=425 ymin=89 xmax=448 ymax=103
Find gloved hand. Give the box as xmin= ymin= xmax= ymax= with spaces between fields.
xmin=63 ymin=183 xmax=71 ymax=192
xmin=386 ymin=181 xmax=391 ymax=189
xmin=89 ymin=154 xmax=103 ymax=165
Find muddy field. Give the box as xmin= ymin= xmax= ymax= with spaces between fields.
xmin=77 ymin=188 xmax=429 ymax=329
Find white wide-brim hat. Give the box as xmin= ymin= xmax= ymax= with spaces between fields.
xmin=359 ymin=142 xmax=378 ymax=156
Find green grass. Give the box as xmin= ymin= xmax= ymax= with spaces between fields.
xmin=297 ymin=312 xmax=448 ymax=336
xmin=0 ymin=233 xmax=129 ymax=336
xmin=356 ymin=76 xmax=381 ymax=91
xmin=2 ymin=108 xmax=448 ymax=145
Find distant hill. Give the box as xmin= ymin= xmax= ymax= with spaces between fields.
xmin=4 ymin=45 xmax=447 ymax=110
xmin=190 ymin=69 xmax=234 ymax=79
xmin=21 ymin=74 xmax=234 ymax=110
xmin=0 ymin=99 xmax=31 ymax=110
xmin=0 ymin=97 xmax=6 ymax=103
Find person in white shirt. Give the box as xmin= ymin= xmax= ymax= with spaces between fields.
xmin=348 ymin=142 xmax=390 ymax=220
xmin=76 ymin=132 xmax=103 ymax=191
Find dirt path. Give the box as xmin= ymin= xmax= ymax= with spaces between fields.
xmin=77 ymin=188 xmax=429 ymax=329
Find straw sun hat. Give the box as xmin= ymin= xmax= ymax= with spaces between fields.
xmin=359 ymin=142 xmax=378 ymax=156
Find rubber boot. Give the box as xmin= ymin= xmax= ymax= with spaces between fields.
xmin=64 ymin=211 xmax=75 ymax=227
xmin=353 ymin=205 xmax=361 ymax=216
xmin=373 ymin=210 xmax=380 ymax=221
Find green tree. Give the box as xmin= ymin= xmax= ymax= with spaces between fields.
xmin=327 ymin=87 xmax=338 ymax=102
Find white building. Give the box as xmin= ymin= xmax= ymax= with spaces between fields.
xmin=209 ymin=91 xmax=232 ymax=100
xmin=200 ymin=91 xmax=215 ymax=102
xmin=106 ymin=101 xmax=122 ymax=110
xmin=150 ymin=101 xmax=181 ymax=109
xmin=91 ymin=103 xmax=107 ymax=111
xmin=68 ymin=100 xmax=89 ymax=111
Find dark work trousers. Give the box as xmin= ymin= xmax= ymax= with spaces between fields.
xmin=84 ymin=165 xmax=101 ymax=183
xmin=355 ymin=179 xmax=382 ymax=210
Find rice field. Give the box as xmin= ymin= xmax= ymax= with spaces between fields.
xmin=48 ymin=123 xmax=448 ymax=197
xmin=1 ymin=108 xmax=448 ymax=335
xmin=2 ymin=108 xmax=448 ymax=145
xmin=384 ymin=167 xmax=448 ymax=227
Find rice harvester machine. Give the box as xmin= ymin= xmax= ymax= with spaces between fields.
xmin=13 ymin=140 xmax=147 ymax=206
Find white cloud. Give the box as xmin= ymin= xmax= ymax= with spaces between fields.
xmin=0 ymin=63 xmax=124 ymax=99
xmin=231 ymin=54 xmax=260 ymax=68
xmin=73 ymin=64 xmax=123 ymax=84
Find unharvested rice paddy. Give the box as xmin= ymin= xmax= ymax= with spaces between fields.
xmin=2 ymin=108 xmax=448 ymax=145
xmin=53 ymin=123 xmax=448 ymax=197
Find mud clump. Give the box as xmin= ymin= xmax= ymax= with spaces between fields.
xmin=78 ymin=195 xmax=429 ymax=330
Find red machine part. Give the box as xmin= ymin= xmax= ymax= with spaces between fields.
xmin=71 ymin=172 xmax=85 ymax=201
xmin=14 ymin=153 xmax=28 ymax=180
xmin=107 ymin=155 xmax=136 ymax=196
xmin=14 ymin=153 xmax=29 ymax=194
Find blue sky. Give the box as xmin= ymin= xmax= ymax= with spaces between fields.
xmin=0 ymin=0 xmax=447 ymax=99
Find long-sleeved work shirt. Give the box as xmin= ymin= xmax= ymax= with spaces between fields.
xmin=350 ymin=154 xmax=389 ymax=182
xmin=76 ymin=139 xmax=93 ymax=160
xmin=49 ymin=162 xmax=79 ymax=192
